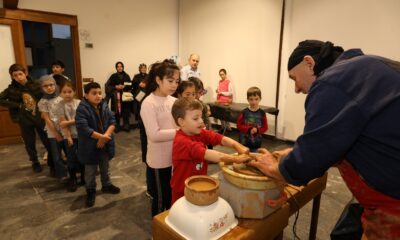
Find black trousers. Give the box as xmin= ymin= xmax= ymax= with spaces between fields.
xmin=150 ymin=166 xmax=171 ymax=217
xmin=139 ymin=120 xmax=155 ymax=198
xmin=115 ymin=102 xmax=131 ymax=127
xmin=19 ymin=120 xmax=53 ymax=167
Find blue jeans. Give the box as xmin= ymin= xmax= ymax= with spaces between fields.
xmin=85 ymin=152 xmax=111 ymax=190
xmin=64 ymin=138 xmax=82 ymax=171
xmin=49 ymin=138 xmax=67 ymax=178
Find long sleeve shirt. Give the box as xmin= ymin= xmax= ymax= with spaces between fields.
xmin=279 ymin=49 xmax=400 ymax=200
xmin=140 ymin=93 xmax=177 ymax=168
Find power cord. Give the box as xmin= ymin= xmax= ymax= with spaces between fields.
xmin=286 ymin=187 xmax=301 ymax=240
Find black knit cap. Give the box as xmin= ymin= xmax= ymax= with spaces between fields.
xmin=287 ymin=40 xmax=344 ymax=75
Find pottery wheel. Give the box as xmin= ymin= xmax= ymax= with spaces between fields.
xmin=232 ymin=163 xmax=265 ymax=176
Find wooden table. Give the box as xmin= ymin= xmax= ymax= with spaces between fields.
xmin=153 ymin=173 xmax=328 ymax=240
xmin=208 ymin=102 xmax=279 ymax=135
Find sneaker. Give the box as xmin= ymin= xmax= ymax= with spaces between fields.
xmin=122 ymin=123 xmax=130 ymax=132
xmin=86 ymin=189 xmax=96 ymax=207
xmin=59 ymin=176 xmax=69 ymax=184
xmin=78 ymin=176 xmax=86 ymax=186
xmin=32 ymin=162 xmax=42 ymax=173
xmin=101 ymin=184 xmax=120 ymax=194
xmin=67 ymin=177 xmax=77 ymax=192
xmin=115 ymin=125 xmax=121 ymax=133
xmin=49 ymin=167 xmax=56 ymax=178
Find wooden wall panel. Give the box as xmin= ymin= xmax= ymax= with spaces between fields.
xmin=0 ymin=107 xmax=21 ymax=145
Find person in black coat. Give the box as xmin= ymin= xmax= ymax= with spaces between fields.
xmin=131 ymin=63 xmax=148 ymax=121
xmin=105 ymin=61 xmax=132 ymax=132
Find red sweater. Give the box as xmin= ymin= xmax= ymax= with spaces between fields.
xmin=170 ymin=129 xmax=223 ymax=205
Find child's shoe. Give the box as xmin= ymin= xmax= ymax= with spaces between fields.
xmin=32 ymin=162 xmax=42 ymax=173
xmin=101 ymin=184 xmax=120 ymax=194
xmin=67 ymin=177 xmax=77 ymax=192
xmin=86 ymin=189 xmax=96 ymax=207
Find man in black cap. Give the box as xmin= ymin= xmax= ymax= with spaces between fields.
xmin=249 ymin=40 xmax=400 ymax=239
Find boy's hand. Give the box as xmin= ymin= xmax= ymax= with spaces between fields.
xmin=233 ymin=142 xmax=250 ymax=155
xmin=67 ymin=137 xmax=73 ymax=147
xmin=250 ymin=127 xmax=258 ymax=135
xmin=55 ymin=133 xmax=63 ymax=142
xmin=97 ymin=139 xmax=106 ymax=148
xmin=97 ymin=134 xmax=111 ymax=148
xmin=220 ymin=153 xmax=251 ymax=165
xmin=101 ymin=134 xmax=112 ymax=142
xmin=60 ymin=121 xmax=69 ymax=128
xmin=234 ymin=153 xmax=252 ymax=163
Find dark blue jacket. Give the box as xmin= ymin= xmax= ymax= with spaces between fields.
xmin=76 ymin=99 xmax=116 ymax=165
xmin=279 ymin=49 xmax=400 ymax=199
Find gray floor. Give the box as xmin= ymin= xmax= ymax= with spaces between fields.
xmin=0 ymin=128 xmax=352 ymax=240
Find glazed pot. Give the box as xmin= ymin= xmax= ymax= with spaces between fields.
xmin=184 ymin=175 xmax=219 ymax=206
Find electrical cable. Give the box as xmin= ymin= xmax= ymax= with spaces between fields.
xmin=286 ymin=187 xmax=301 ymax=240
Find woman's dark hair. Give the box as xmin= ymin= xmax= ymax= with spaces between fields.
xmin=176 ymin=81 xmax=195 ymax=97
xmin=9 ymin=63 xmax=26 ymax=75
xmin=219 ymin=68 xmax=227 ymax=74
xmin=84 ymin=82 xmax=101 ymax=94
xmin=115 ymin=61 xmax=124 ymax=70
xmin=145 ymin=59 xmax=180 ymax=95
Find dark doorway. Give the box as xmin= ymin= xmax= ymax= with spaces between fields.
xmin=23 ymin=21 xmax=76 ymax=84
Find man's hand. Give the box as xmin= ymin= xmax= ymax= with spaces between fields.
xmin=272 ymin=148 xmax=293 ymax=160
xmin=247 ymin=148 xmax=286 ymax=182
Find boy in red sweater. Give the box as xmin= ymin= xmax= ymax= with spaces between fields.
xmin=170 ymin=98 xmax=251 ymax=205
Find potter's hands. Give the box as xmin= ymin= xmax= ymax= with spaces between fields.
xmin=220 ymin=153 xmax=252 ymax=165
xmin=271 ymin=148 xmax=293 ymax=161
xmin=247 ymin=148 xmax=286 ymax=182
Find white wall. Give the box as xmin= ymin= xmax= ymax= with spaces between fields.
xmin=278 ymin=0 xmax=400 ymax=140
xmin=0 ymin=24 xmax=15 ymax=92
xmin=179 ymin=0 xmax=283 ymax=135
xmin=13 ymin=0 xmax=400 ymax=140
xmin=19 ymin=0 xmax=179 ymax=89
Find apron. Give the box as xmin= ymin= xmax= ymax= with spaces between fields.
xmin=337 ymin=160 xmax=400 ymax=240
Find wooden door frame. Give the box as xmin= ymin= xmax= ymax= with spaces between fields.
xmin=0 ymin=8 xmax=83 ymax=97
xmin=0 ymin=18 xmax=24 ymax=145
xmin=0 ymin=18 xmax=25 ymax=65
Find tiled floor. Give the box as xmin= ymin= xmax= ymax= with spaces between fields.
xmin=0 ymin=128 xmax=351 ymax=239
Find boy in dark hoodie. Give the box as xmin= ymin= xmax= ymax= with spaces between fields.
xmin=0 ymin=64 xmax=53 ymax=173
